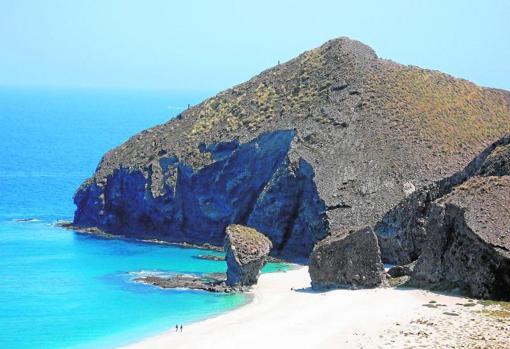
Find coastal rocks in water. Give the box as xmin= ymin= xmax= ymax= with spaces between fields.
xmin=224 ymin=224 xmax=272 ymax=287
xmin=193 ymin=254 xmax=225 ymax=261
xmin=14 ymin=218 xmax=39 ymax=223
xmin=309 ymin=226 xmax=387 ymax=289
xmin=72 ymin=37 xmax=510 ymax=262
xmin=135 ymin=273 xmax=238 ymax=293
xmin=412 ymin=176 xmax=510 ymax=300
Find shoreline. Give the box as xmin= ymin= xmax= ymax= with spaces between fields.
xmin=55 ymin=221 xmax=224 ymax=251
xmin=121 ymin=267 xmax=510 ymax=349
xmin=55 ymin=221 xmax=289 ymax=264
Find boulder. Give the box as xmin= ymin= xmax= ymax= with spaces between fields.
xmin=224 ymin=225 xmax=272 ymax=286
xmin=309 ymin=226 xmax=387 ymax=289
xmin=387 ymin=261 xmax=416 ymax=278
xmin=412 ymin=176 xmax=510 ymax=300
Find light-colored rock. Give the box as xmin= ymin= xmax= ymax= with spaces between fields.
xmin=224 ymin=224 xmax=272 ymax=286
xmin=403 ymin=182 xmax=416 ymax=196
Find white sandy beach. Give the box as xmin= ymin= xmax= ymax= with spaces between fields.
xmin=123 ymin=267 xmax=510 ymax=349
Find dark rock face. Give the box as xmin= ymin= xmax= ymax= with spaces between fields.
xmin=74 ymin=130 xmax=327 ymax=260
xmin=73 ymin=37 xmax=510 ymax=261
xmin=412 ymin=176 xmax=510 ymax=300
xmin=309 ymin=226 xmax=387 ymax=289
xmin=224 ymin=224 xmax=272 ymax=286
xmin=376 ymin=135 xmax=510 ymax=265
xmin=477 ymin=142 xmax=510 ymax=176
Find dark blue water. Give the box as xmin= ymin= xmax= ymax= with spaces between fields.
xmin=0 ymin=87 xmax=284 ymax=349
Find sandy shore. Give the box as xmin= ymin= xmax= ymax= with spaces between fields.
xmin=122 ymin=267 xmax=510 ymax=349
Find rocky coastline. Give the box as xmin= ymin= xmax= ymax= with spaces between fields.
xmin=70 ymin=37 xmax=510 ymax=300
xmin=133 ymin=224 xmax=275 ymax=293
xmin=134 ymin=273 xmax=248 ymax=293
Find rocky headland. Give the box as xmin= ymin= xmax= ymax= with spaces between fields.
xmin=71 ymin=37 xmax=510 ymax=298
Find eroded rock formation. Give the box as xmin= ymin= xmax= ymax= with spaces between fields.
xmin=375 ymin=135 xmax=510 ymax=265
xmin=309 ymin=226 xmax=387 ymax=289
xmin=224 ymin=224 xmax=272 ymax=286
xmin=74 ymin=130 xmax=326 ymax=261
xmin=412 ymin=176 xmax=510 ymax=300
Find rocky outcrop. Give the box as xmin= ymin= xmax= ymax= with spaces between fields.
xmin=72 ymin=37 xmax=510 ymax=262
xmin=74 ymin=130 xmax=326 ymax=261
xmin=309 ymin=226 xmax=387 ymax=289
xmin=224 ymin=225 xmax=272 ymax=286
xmin=135 ymin=273 xmax=233 ymax=293
xmin=387 ymin=261 xmax=416 ymax=278
xmin=376 ymin=135 xmax=510 ymax=265
xmin=412 ymin=176 xmax=510 ymax=300
xmin=477 ymin=142 xmax=510 ymax=176
xmin=193 ymin=254 xmax=225 ymax=261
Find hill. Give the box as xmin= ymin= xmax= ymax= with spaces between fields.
xmin=73 ymin=37 xmax=510 ymax=261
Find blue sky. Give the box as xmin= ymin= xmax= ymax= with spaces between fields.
xmin=1 ymin=0 xmax=509 ymax=92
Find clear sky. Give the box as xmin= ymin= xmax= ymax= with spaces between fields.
xmin=1 ymin=0 xmax=509 ymax=92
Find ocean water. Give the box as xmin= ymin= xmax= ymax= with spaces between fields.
xmin=0 ymin=87 xmax=287 ymax=349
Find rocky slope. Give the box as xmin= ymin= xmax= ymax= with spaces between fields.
xmin=376 ymin=135 xmax=510 ymax=264
xmin=72 ymin=37 xmax=510 ymax=261
xmin=224 ymin=224 xmax=272 ymax=286
xmin=412 ymin=176 xmax=510 ymax=300
xmin=309 ymin=134 xmax=510 ymax=294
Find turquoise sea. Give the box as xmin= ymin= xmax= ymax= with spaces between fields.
xmin=0 ymin=87 xmax=286 ymax=349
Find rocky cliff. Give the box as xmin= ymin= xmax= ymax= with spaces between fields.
xmin=412 ymin=176 xmax=510 ymax=300
xmin=73 ymin=37 xmax=510 ymax=261
xmin=376 ymin=135 xmax=510 ymax=264
xmin=309 ymin=134 xmax=510 ymax=293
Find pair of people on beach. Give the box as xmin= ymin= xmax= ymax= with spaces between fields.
xmin=175 ymin=324 xmax=183 ymax=332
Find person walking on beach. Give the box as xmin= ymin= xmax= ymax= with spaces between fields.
xmin=175 ymin=325 xmax=178 ymax=332
xmin=180 ymin=325 xmax=183 ymax=333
